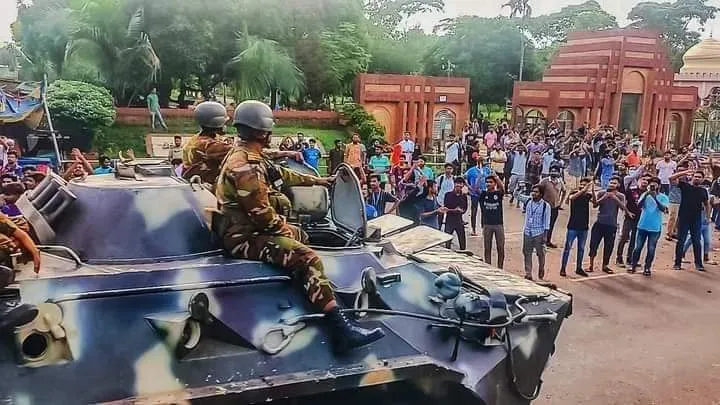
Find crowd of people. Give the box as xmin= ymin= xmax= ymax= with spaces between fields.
xmin=308 ymin=118 xmax=716 ymax=281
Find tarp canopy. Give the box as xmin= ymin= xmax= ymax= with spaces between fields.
xmin=0 ymin=82 xmax=44 ymax=128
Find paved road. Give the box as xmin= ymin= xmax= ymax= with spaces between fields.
xmin=458 ymin=198 xmax=720 ymax=405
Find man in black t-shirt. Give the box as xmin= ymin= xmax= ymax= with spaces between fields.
xmin=479 ymin=175 xmax=505 ymax=268
xmin=444 ymin=177 xmax=469 ymax=250
xmin=671 ymin=169 xmax=711 ymax=271
xmin=560 ymin=177 xmax=596 ymax=277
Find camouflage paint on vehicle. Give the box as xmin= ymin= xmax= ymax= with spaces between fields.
xmin=0 ymin=162 xmax=572 ymax=405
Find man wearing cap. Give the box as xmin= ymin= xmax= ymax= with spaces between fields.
xmin=215 ymin=100 xmax=385 ymax=353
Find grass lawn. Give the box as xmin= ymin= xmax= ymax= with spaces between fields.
xmin=96 ymin=122 xmax=348 ymax=157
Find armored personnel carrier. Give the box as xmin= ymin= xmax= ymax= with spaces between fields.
xmin=0 ymin=160 xmax=572 ymax=404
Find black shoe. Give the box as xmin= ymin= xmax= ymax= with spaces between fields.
xmin=575 ymin=268 xmax=589 ymax=277
xmin=0 ymin=304 xmax=38 ymax=332
xmin=643 ymin=269 xmax=652 ymax=277
xmin=546 ymin=242 xmax=558 ymax=249
xmin=628 ymin=266 xmax=637 ymax=274
xmin=615 ymin=258 xmax=625 ymax=268
xmin=325 ymin=308 xmax=384 ymax=354
xmin=524 ymin=275 xmax=533 ymax=281
xmin=602 ymin=267 xmax=614 ymax=274
xmin=673 ymin=265 xmax=682 ymax=271
xmin=559 ymin=270 xmax=567 ymax=277
xmin=696 ymin=266 xmax=707 ymax=272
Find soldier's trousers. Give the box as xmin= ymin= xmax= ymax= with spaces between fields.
xmin=224 ymin=233 xmax=335 ymax=311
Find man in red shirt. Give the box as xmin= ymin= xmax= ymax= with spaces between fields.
xmin=626 ymin=144 xmax=641 ymax=167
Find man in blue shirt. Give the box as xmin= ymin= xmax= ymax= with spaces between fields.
xmin=464 ymin=156 xmax=492 ymax=236
xmin=93 ymin=156 xmax=114 ymax=175
xmin=302 ymin=139 xmax=322 ymax=170
xmin=630 ymin=177 xmax=669 ymax=276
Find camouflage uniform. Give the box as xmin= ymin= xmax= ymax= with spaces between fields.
xmin=216 ymin=143 xmax=334 ymax=310
xmin=182 ymin=134 xmax=233 ymax=185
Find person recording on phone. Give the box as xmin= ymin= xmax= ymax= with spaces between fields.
xmin=630 ymin=177 xmax=669 ymax=276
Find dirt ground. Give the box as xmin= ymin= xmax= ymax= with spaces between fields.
xmin=458 ymin=199 xmax=720 ymax=405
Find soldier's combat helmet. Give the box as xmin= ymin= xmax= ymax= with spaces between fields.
xmin=233 ymin=100 xmax=274 ymax=136
xmin=194 ymin=101 xmax=228 ymax=129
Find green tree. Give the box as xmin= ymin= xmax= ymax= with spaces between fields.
xmin=13 ymin=0 xmax=73 ymax=80
xmin=627 ymin=0 xmax=719 ymax=71
xmin=368 ymin=27 xmax=436 ymax=74
xmin=321 ymin=23 xmax=371 ymax=95
xmin=425 ymin=17 xmax=540 ymax=109
xmin=528 ymin=1 xmax=618 ymax=46
xmin=46 ymin=80 xmax=116 ymax=150
xmin=226 ymin=33 xmax=305 ymax=108
xmin=502 ymin=0 xmax=533 ymax=81
xmin=63 ymin=1 xmax=161 ymax=105
xmin=365 ymin=0 xmax=444 ymax=34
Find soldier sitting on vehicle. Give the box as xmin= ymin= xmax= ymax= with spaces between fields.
xmin=215 ymin=100 xmax=384 ymax=353
xmin=182 ymin=101 xmax=234 ymax=185
xmin=182 ymin=101 xmax=304 ymax=187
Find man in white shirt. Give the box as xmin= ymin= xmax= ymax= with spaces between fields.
xmin=399 ymin=132 xmax=415 ymax=165
xmin=445 ymin=134 xmax=461 ymax=174
xmin=656 ymin=151 xmax=677 ymax=195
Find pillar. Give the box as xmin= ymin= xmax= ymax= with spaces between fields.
xmin=408 ymin=102 xmax=418 ymax=139
xmin=418 ymin=102 xmax=427 ymax=146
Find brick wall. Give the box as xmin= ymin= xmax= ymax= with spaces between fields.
xmin=115 ymin=107 xmax=340 ymax=128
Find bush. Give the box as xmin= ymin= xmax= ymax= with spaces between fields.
xmin=46 ymin=80 xmax=115 ymax=151
xmin=340 ymin=103 xmax=385 ymax=145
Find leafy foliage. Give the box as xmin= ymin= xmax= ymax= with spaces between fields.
xmin=12 ymin=0 xmax=719 ymax=141
xmin=627 ymin=0 xmax=719 ymax=71
xmin=368 ymin=27 xmax=435 ymax=74
xmin=340 ymin=103 xmax=385 ymax=144
xmin=528 ymin=1 xmax=618 ymax=47
xmin=46 ymin=80 xmax=116 ymax=150
xmin=425 ymin=17 xmax=541 ymax=106
xmin=366 ymin=0 xmax=444 ymax=34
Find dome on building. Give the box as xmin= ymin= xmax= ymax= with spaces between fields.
xmin=681 ymin=37 xmax=720 ymax=73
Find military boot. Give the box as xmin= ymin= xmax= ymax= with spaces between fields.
xmin=0 ymin=304 xmax=38 ymax=332
xmin=325 ymin=307 xmax=384 ymax=353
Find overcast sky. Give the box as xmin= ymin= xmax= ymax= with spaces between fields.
xmin=1 ymin=0 xmax=719 ymax=43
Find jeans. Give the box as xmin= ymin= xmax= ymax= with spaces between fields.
xmin=561 ymin=229 xmax=588 ymax=273
xmin=674 ymin=216 xmax=703 ymax=267
xmin=631 ymin=229 xmax=661 ymax=270
xmin=470 ymin=196 xmax=480 ymax=233
xmin=589 ymin=222 xmax=617 ymax=268
xmin=683 ymin=220 xmax=711 ymax=257
xmin=523 ymin=233 xmax=546 ymax=279
xmin=616 ymin=217 xmax=638 ymax=263
xmin=483 ymin=224 xmax=505 ymax=268
xmin=509 ymin=174 xmax=523 ymax=195
xmin=547 ymin=207 xmax=559 ymax=244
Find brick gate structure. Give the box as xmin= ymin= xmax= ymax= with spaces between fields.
xmin=512 ymin=29 xmax=698 ymax=149
xmin=355 ymin=73 xmax=470 ymax=150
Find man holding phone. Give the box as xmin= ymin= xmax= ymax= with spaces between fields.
xmin=630 ymin=177 xmax=669 ymax=276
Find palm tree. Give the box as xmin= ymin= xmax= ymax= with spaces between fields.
xmin=226 ymin=32 xmax=304 ymax=108
xmin=64 ymin=2 xmax=160 ymax=105
xmin=503 ymin=0 xmax=532 ymax=81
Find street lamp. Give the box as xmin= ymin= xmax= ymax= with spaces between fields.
xmin=441 ymin=59 xmax=456 ymax=77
